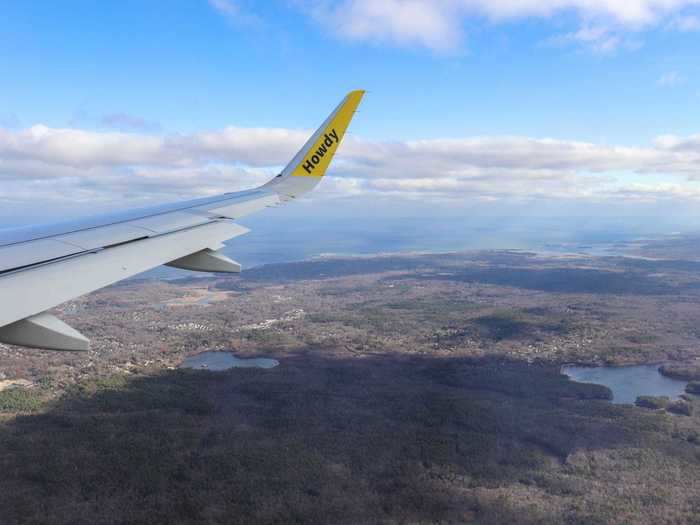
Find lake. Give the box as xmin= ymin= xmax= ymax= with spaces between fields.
xmin=180 ymin=352 xmax=279 ymax=371
xmin=562 ymin=364 xmax=689 ymax=404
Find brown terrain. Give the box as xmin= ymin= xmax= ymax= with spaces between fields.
xmin=1 ymin=247 xmax=700 ymax=524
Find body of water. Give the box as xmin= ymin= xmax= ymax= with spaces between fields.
xmin=562 ymin=364 xmax=688 ymax=404
xmin=180 ymin=352 xmax=279 ymax=371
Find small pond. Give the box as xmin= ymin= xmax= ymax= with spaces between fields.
xmin=562 ymin=364 xmax=688 ymax=404
xmin=180 ymin=352 xmax=279 ymax=371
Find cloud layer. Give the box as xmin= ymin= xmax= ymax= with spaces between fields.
xmin=304 ymin=0 xmax=700 ymax=51
xmin=2 ymin=122 xmax=700 ymax=212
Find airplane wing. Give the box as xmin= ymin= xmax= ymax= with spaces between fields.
xmin=0 ymin=90 xmax=365 ymax=351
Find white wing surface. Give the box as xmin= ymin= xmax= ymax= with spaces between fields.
xmin=0 ymin=90 xmax=365 ymax=350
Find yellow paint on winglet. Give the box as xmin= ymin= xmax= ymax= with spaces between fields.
xmin=291 ymin=90 xmax=365 ymax=177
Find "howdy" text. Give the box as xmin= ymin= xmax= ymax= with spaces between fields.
xmin=301 ymin=129 xmax=339 ymax=174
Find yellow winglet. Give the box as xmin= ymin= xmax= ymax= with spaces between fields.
xmin=287 ymin=90 xmax=365 ymax=178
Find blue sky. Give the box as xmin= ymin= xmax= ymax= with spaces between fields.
xmin=2 ymin=0 xmax=700 ymax=239
xmin=3 ymin=0 xmax=700 ymax=141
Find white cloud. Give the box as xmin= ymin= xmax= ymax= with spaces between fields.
xmin=3 ymin=122 xmax=700 ymax=209
xmin=303 ymin=0 xmax=700 ymax=51
xmin=0 ymin=125 xmax=309 ymax=168
xmin=466 ymin=0 xmax=700 ymax=26
xmin=312 ymin=0 xmax=464 ymax=52
xmin=208 ymin=0 xmax=261 ymax=26
xmin=548 ymin=25 xmax=634 ymax=54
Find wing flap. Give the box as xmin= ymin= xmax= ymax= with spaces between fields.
xmin=55 ymin=223 xmax=152 ymax=251
xmin=0 ymin=210 xmax=231 ymax=274
xmin=130 ymin=211 xmax=215 ymax=234
xmin=0 ymin=239 xmax=85 ymax=273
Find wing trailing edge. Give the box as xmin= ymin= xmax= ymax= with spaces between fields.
xmin=0 ymin=90 xmax=365 ymax=351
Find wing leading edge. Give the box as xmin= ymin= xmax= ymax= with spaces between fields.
xmin=0 ymin=90 xmax=365 ymax=350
